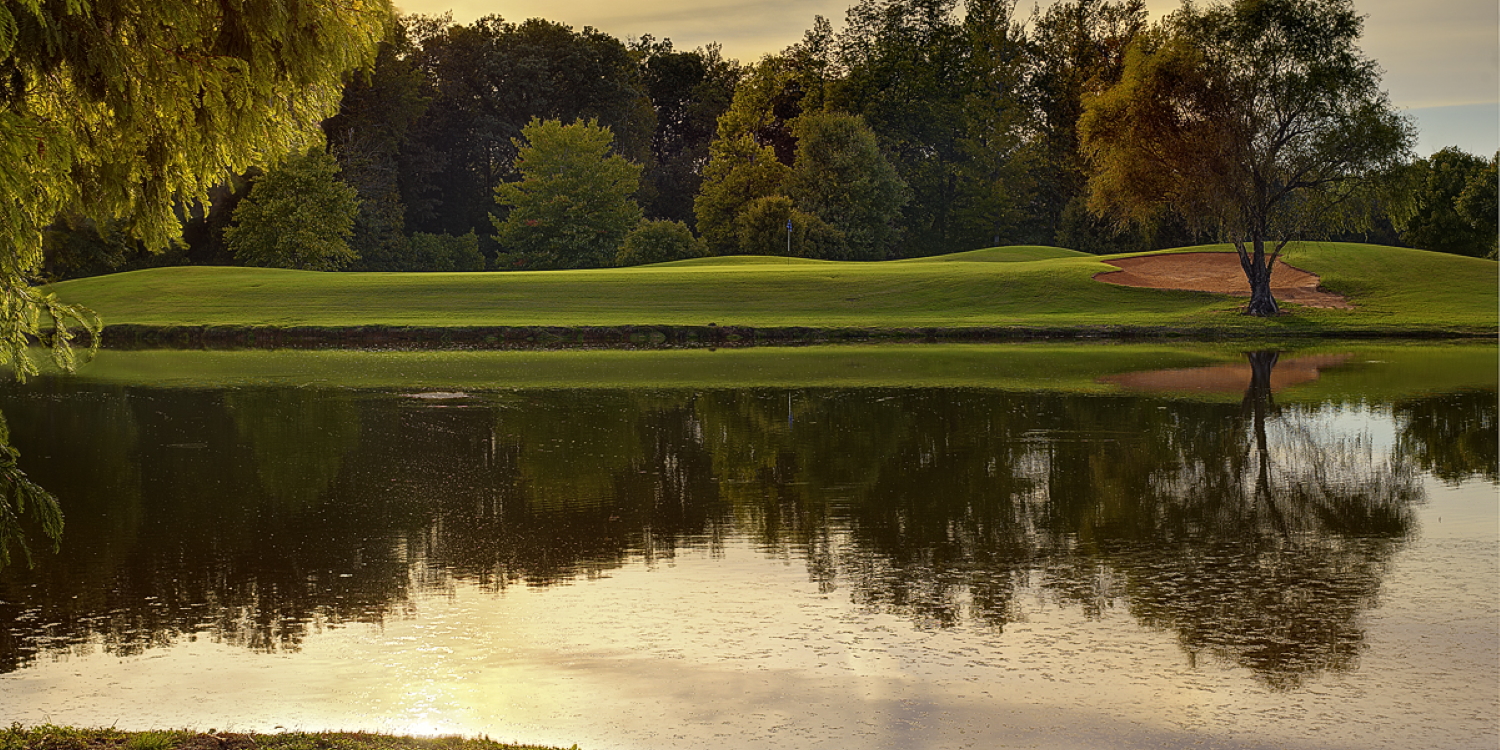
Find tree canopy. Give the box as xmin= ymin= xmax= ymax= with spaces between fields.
xmin=1079 ymin=0 xmax=1413 ymax=315
xmin=4 ymin=0 xmax=389 ymax=363
xmin=1390 ymin=148 xmax=1499 ymax=258
xmin=0 ymin=0 xmax=390 ymax=563
xmin=225 ymin=148 xmax=362 ymax=271
xmin=785 ymin=111 xmax=909 ymax=260
xmin=492 ymin=118 xmax=644 ymax=269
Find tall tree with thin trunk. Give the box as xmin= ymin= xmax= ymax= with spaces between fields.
xmin=1079 ymin=0 xmax=1412 ymax=316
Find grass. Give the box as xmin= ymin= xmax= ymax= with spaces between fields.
xmin=0 ymin=726 xmax=569 ymax=750
xmin=43 ymin=242 xmax=1497 ymax=337
xmin=24 ymin=340 xmax=1496 ymax=404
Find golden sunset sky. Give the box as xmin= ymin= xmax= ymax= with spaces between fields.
xmin=393 ymin=0 xmax=1498 ymax=156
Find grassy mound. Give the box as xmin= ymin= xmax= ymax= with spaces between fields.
xmin=44 ymin=243 xmax=1496 ymax=337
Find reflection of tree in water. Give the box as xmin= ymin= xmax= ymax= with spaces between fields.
xmin=1394 ymin=389 xmax=1498 ymax=485
xmin=805 ymin=352 xmax=1421 ymax=689
xmin=0 ymin=363 xmax=1452 ymax=688
xmin=0 ymin=387 xmax=411 ymax=671
xmin=1106 ymin=352 xmax=1419 ymax=689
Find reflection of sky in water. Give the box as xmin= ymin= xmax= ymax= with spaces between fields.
xmin=0 ymin=373 xmax=1494 ymax=750
xmin=2 ymin=481 xmax=1494 ymax=750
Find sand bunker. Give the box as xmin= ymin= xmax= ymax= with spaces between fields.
xmin=1098 ymin=354 xmax=1355 ymax=394
xmin=1094 ymin=252 xmax=1352 ymax=309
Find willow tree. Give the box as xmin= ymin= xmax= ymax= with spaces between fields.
xmin=2 ymin=0 xmax=390 ymax=371
xmin=0 ymin=0 xmax=389 ymax=561
xmin=1079 ymin=0 xmax=1412 ymax=316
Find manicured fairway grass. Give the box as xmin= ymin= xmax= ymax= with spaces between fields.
xmin=25 ymin=341 xmax=1496 ymax=404
xmin=44 ymin=243 xmax=1497 ymax=336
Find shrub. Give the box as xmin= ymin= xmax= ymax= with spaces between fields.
xmin=615 ymin=220 xmax=708 ymax=266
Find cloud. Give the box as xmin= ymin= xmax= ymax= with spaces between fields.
xmin=395 ymin=0 xmax=851 ymax=60
xmin=394 ymin=0 xmax=1498 ymax=107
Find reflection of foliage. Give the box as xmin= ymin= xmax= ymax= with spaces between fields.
xmin=0 ymin=388 xmax=408 ymax=671
xmin=1395 ymin=390 xmax=1499 ymax=485
xmin=226 ymin=389 xmax=361 ymax=512
xmin=0 ymin=411 xmax=63 ymax=568
xmin=1123 ymin=538 xmax=1393 ymax=690
xmin=0 ymin=379 xmax=1431 ymax=689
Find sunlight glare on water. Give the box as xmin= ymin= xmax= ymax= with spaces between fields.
xmin=0 ymin=346 xmax=1495 ymax=750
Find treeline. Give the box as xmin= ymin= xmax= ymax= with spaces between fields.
xmin=40 ymin=0 xmax=1499 ymax=279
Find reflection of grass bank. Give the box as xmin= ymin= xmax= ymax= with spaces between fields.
xmin=0 ymin=727 xmax=566 ymax=750
xmin=18 ymin=341 xmax=1495 ymax=402
xmin=44 ymin=243 xmax=1498 ymax=338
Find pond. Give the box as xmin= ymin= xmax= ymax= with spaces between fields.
xmin=0 ymin=344 xmax=1495 ymax=750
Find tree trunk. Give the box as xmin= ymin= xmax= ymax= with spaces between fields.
xmin=1238 ymin=237 xmax=1280 ymax=317
xmin=1242 ymin=350 xmax=1288 ymax=538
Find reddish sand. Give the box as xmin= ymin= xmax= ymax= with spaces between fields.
xmin=1098 ymin=354 xmax=1355 ymax=394
xmin=1094 ymin=252 xmax=1352 ymax=309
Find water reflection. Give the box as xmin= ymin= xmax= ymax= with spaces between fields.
xmin=0 ymin=354 xmax=1490 ymax=691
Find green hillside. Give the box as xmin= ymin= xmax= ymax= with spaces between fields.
xmin=44 ymin=242 xmax=1497 ymax=337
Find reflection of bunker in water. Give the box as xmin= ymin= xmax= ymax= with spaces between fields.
xmin=1099 ymin=353 xmax=1354 ymax=393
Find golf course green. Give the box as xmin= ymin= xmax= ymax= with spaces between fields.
xmin=44 ymin=243 xmax=1498 ymax=342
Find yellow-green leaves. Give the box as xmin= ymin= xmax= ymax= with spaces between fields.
xmin=0 ymin=0 xmax=391 ymax=373
xmin=225 ymin=147 xmax=362 ymax=271
xmin=491 ymin=119 xmax=644 ymax=269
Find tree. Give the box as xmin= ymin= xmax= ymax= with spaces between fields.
xmin=734 ymin=196 xmax=846 ymax=257
xmin=324 ymin=19 xmax=432 ymax=271
xmin=785 ymin=111 xmax=909 ymax=259
xmin=225 ymin=148 xmax=362 ymax=271
xmin=1390 ymin=148 xmax=1498 ymax=258
xmin=0 ymin=0 xmax=389 ymax=564
xmin=1455 ymin=154 xmax=1499 ymax=259
xmin=2 ymin=0 xmax=389 ymax=372
xmin=400 ymin=17 xmax=655 ymax=238
xmin=694 ymin=133 xmax=793 ymax=255
xmin=616 ymin=220 xmax=708 ymax=266
xmin=634 ymin=38 xmax=743 ymax=226
xmin=407 ymin=232 xmax=486 ymax=271
xmin=492 ymin=119 xmax=643 ymax=269
xmin=1079 ymin=0 xmax=1413 ymax=316
xmin=1028 ymin=0 xmax=1154 ymax=251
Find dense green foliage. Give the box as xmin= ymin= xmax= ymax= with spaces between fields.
xmin=634 ymin=37 xmax=743 ymax=225
xmin=225 ymin=148 xmax=362 ymax=271
xmin=401 ymin=17 xmax=655 ymax=238
xmin=3 ymin=0 xmax=389 ymax=370
xmin=785 ymin=112 xmax=909 ymax=260
xmin=1080 ymin=0 xmax=1414 ymax=316
xmin=31 ymin=0 xmax=1479 ymax=286
xmin=695 ymin=132 xmax=794 ymax=255
xmin=492 ymin=119 xmax=644 ymax=269
xmin=325 ymin=29 xmax=432 ymax=270
xmin=1390 ymin=148 xmax=1499 ymax=258
xmin=616 ymin=220 xmax=708 ymax=266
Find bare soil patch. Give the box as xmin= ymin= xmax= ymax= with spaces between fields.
xmin=1094 ymin=252 xmax=1352 ymax=309
xmin=1098 ymin=354 xmax=1354 ymax=394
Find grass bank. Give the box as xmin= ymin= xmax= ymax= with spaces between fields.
xmin=44 ymin=243 xmax=1497 ymax=344
xmin=21 ymin=341 xmax=1495 ymax=404
xmin=0 ymin=726 xmax=569 ymax=750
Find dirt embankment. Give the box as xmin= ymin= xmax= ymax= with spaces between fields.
xmin=1094 ymin=252 xmax=1353 ymax=309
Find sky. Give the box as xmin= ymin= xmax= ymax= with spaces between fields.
xmin=394 ymin=0 xmax=1499 ymax=157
